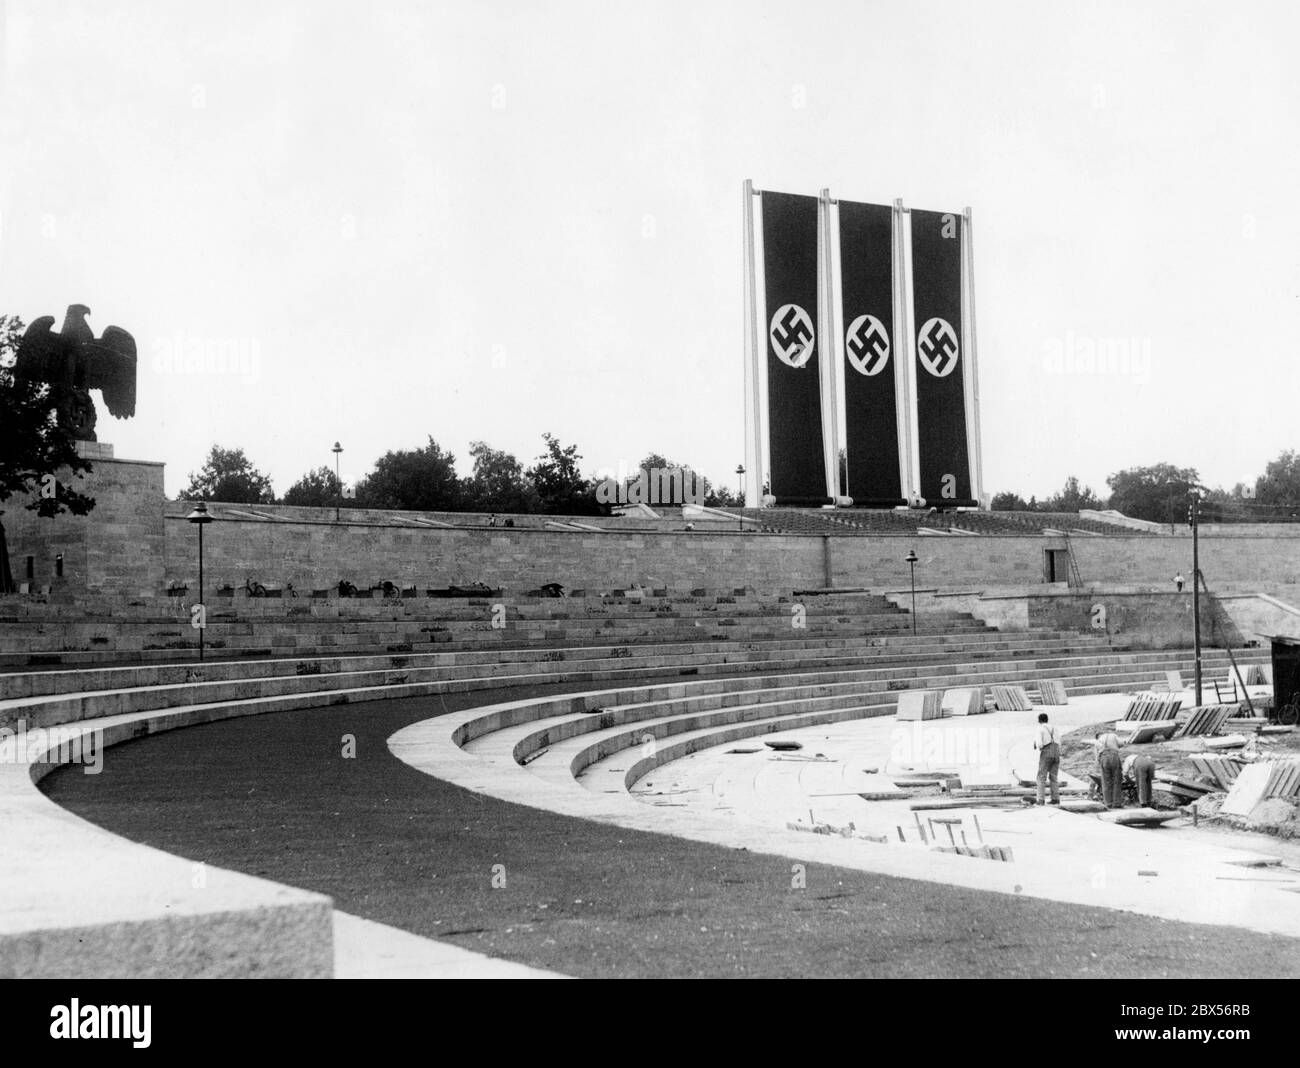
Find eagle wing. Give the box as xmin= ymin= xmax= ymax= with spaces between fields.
xmin=85 ymin=325 xmax=137 ymax=418
xmin=13 ymin=316 xmax=61 ymax=383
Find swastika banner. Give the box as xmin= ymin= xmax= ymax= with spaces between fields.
xmin=839 ymin=199 xmax=903 ymax=505
xmin=910 ymin=208 xmax=974 ymax=505
xmin=761 ymin=190 xmax=828 ymax=503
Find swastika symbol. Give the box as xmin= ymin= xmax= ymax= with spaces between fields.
xmin=769 ymin=304 xmax=815 ymax=368
xmin=917 ymin=317 xmax=959 ymax=377
xmin=846 ymin=314 xmax=890 ymax=376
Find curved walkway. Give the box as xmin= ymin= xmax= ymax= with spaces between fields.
xmin=43 ymin=683 xmax=1300 ymax=978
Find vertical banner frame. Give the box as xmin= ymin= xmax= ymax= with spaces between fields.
xmin=962 ymin=206 xmax=985 ymax=507
xmin=819 ymin=188 xmax=840 ymax=503
xmin=893 ymin=200 xmax=914 ymax=503
xmin=742 ymin=179 xmax=764 ymax=507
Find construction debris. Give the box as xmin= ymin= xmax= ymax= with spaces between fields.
xmin=933 ymin=844 xmax=1014 ymax=862
xmin=989 ymin=684 xmax=1032 ymax=711
xmin=909 ymin=797 xmax=1025 ymax=811
xmin=1116 ymin=720 xmax=1178 ymax=744
xmin=1176 ymin=704 xmax=1237 ymax=739
xmin=1154 ymin=771 xmax=1213 ymax=794
xmin=1242 ymin=664 xmax=1270 ymax=686
xmin=1096 ymin=808 xmax=1179 ymax=827
xmin=1189 ymin=754 xmax=1244 ymax=790
xmin=1203 ymin=735 xmax=1248 ymax=750
xmin=942 ymin=687 xmax=985 ymax=716
xmin=1037 ymin=679 xmax=1069 ymax=706
xmin=1123 ymin=693 xmax=1184 ymax=721
xmin=764 ymin=740 xmax=803 ymax=751
xmin=896 ymin=689 xmax=944 ymax=720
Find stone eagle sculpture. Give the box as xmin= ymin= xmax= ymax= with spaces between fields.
xmin=14 ymin=304 xmax=137 ymax=441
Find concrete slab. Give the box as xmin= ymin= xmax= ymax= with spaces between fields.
xmin=333 ymin=913 xmax=567 ymax=979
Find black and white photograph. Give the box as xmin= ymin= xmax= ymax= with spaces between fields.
xmin=0 ymin=0 xmax=1296 ymax=1041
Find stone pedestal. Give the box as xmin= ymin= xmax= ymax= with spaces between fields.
xmin=2 ymin=447 xmax=166 ymax=598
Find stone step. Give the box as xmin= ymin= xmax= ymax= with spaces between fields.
xmin=0 ymin=641 xmax=1264 ymax=734
xmin=0 ymin=628 xmax=1219 ymax=697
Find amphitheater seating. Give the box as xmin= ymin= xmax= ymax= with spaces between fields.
xmin=725 ymin=507 xmax=1153 ymax=537
xmin=0 ymin=578 xmax=1269 ymax=977
xmin=0 ymin=589 xmax=989 ymax=667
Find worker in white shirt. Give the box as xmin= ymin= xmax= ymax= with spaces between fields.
xmin=1033 ymin=712 xmax=1061 ymax=805
xmin=1095 ymin=730 xmax=1123 ymax=808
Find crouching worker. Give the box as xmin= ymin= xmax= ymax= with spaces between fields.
xmin=1033 ymin=712 xmax=1062 ymax=805
xmin=1124 ymin=751 xmax=1156 ymax=807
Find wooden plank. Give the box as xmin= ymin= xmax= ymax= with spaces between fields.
xmin=909 ymin=797 xmax=1025 ymax=811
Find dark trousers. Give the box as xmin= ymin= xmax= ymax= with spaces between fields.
xmin=1037 ymin=743 xmax=1060 ymax=804
xmin=1099 ymin=750 xmax=1123 ymax=808
xmin=1132 ymin=756 xmax=1155 ymax=807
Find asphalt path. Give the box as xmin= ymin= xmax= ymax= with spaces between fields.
xmin=41 ymin=683 xmax=1300 ymax=978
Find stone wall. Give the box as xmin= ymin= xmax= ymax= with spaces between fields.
xmin=1024 ymin=590 xmax=1243 ymax=650
xmin=2 ymin=455 xmax=165 ymax=599
xmin=7 ymin=464 xmax=1300 ymax=601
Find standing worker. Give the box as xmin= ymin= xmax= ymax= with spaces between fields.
xmin=1174 ymin=572 xmax=1185 ymax=592
xmin=1096 ymin=729 xmax=1123 ymax=808
xmin=1033 ymin=713 xmax=1061 ymax=806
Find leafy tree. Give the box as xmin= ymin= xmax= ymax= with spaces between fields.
xmin=180 ymin=445 xmax=275 ymax=503
xmin=1042 ymin=475 xmax=1104 ymax=512
xmin=625 ymin=451 xmax=712 ymax=506
xmin=704 ymin=484 xmax=741 ymax=508
xmin=1199 ymin=485 xmax=1251 ymax=524
xmin=463 ymin=441 xmax=537 ymax=514
xmin=1255 ymin=451 xmax=1300 ymax=509
xmin=0 ymin=314 xmax=96 ymax=592
xmin=282 ymin=466 xmax=345 ymax=508
xmin=355 ymin=437 xmax=462 ymax=512
xmin=1105 ymin=463 xmax=1200 ymax=525
xmin=527 ymin=433 xmax=605 ymax=515
xmin=990 ymin=491 xmax=1029 ymax=511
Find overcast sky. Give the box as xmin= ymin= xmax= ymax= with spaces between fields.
xmin=2 ymin=0 xmax=1297 ymax=501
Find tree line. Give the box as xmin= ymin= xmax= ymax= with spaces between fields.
xmin=992 ymin=457 xmax=1300 ymax=525
xmin=179 ymin=440 xmax=743 ymax=515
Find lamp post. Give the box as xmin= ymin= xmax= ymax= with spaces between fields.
xmin=905 ymin=549 xmax=918 ymax=636
xmin=186 ymin=502 xmax=213 ymax=661
xmin=332 ymin=442 xmax=344 ymax=523
xmin=735 ymin=464 xmax=746 ymax=499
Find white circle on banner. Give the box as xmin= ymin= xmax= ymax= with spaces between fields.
xmin=845 ymin=314 xmax=890 ymax=376
xmin=769 ymin=304 xmax=815 ymax=368
xmin=917 ymin=317 xmax=959 ymax=377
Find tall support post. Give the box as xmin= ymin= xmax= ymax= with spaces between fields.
xmin=963 ymin=207 xmax=985 ymax=508
xmin=1191 ymin=491 xmax=1203 ymax=706
xmin=197 ymin=521 xmax=205 ymax=662
xmin=894 ymin=198 xmax=919 ymax=502
xmin=743 ymin=180 xmax=764 ymax=507
xmin=819 ymin=187 xmax=841 ymax=502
